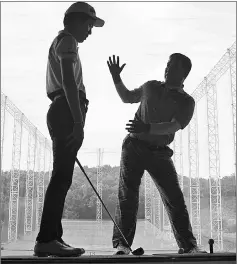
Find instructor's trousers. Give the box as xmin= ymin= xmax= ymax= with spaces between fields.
xmin=112 ymin=135 xmax=197 ymax=251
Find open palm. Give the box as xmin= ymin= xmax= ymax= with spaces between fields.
xmin=107 ymin=55 xmax=126 ymax=76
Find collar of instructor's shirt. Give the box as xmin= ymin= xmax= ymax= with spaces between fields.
xmin=163 ymin=82 xmax=185 ymax=94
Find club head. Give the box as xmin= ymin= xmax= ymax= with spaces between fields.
xmin=178 ymin=248 xmax=184 ymax=254
xmin=132 ymin=247 xmax=144 ymax=256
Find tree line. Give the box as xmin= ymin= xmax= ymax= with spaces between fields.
xmin=1 ymin=165 xmax=236 ymax=220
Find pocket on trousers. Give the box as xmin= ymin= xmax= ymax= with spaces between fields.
xmin=122 ymin=135 xmax=131 ymax=148
xmin=47 ymin=98 xmax=74 ymax=139
xmin=153 ymin=147 xmax=174 ymax=159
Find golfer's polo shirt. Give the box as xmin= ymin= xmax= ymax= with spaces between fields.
xmin=129 ymin=81 xmax=195 ymax=146
xmin=46 ymin=29 xmax=85 ymax=101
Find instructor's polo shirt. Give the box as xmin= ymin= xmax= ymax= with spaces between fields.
xmin=46 ymin=29 xmax=85 ymax=101
xmin=128 ymin=80 xmax=195 ymax=146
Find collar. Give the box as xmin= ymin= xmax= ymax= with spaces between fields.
xmin=162 ymin=82 xmax=185 ymax=94
xmin=58 ymin=28 xmax=78 ymax=45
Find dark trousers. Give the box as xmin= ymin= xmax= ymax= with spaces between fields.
xmin=36 ymin=96 xmax=87 ymax=243
xmin=112 ymin=135 xmax=197 ymax=251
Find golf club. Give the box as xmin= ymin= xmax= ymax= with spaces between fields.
xmin=75 ymin=157 xmax=144 ymax=256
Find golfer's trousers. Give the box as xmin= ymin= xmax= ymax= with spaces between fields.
xmin=36 ymin=96 xmax=87 ymax=243
xmin=112 ymin=135 xmax=197 ymax=251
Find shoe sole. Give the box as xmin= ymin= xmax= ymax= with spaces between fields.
xmin=33 ymin=252 xmax=84 ymax=257
xmin=114 ymin=251 xmax=129 ymax=255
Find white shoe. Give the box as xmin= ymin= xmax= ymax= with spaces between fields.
xmin=114 ymin=245 xmax=130 ymax=255
xmin=187 ymin=247 xmax=207 ymax=254
xmin=178 ymin=246 xmax=207 ymax=254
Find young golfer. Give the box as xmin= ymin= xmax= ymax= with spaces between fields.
xmin=34 ymin=2 xmax=104 ymax=257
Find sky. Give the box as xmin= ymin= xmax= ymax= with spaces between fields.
xmin=1 ymin=1 xmax=236 ymax=179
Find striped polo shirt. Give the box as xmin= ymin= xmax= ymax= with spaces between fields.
xmin=128 ymin=80 xmax=195 ymax=146
xmin=46 ymin=29 xmax=85 ymax=101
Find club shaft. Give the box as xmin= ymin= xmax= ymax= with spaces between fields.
xmin=75 ymin=157 xmax=133 ymax=252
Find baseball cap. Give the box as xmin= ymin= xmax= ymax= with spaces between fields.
xmin=65 ymin=2 xmax=104 ymax=27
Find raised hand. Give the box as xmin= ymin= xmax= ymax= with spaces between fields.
xmin=107 ymin=55 xmax=126 ymax=77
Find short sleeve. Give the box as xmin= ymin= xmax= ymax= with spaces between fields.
xmin=128 ymin=81 xmax=158 ymax=104
xmin=55 ymin=36 xmax=78 ymax=61
xmin=174 ymin=97 xmax=195 ymax=129
xmin=128 ymin=86 xmax=144 ymax=103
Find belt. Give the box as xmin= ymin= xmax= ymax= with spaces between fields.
xmin=53 ymin=90 xmax=89 ymax=106
xmin=129 ymin=135 xmax=166 ymax=150
xmin=54 ymin=94 xmax=65 ymax=101
xmin=147 ymin=145 xmax=166 ymax=151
